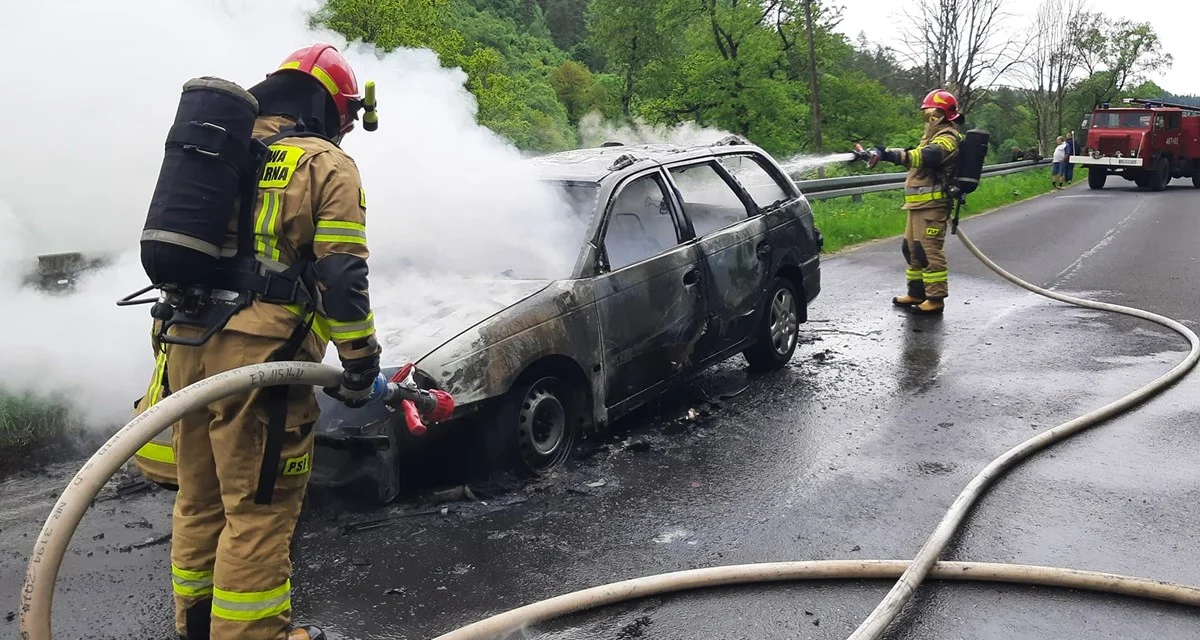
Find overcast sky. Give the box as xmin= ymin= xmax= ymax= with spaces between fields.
xmin=835 ymin=0 xmax=1196 ymax=95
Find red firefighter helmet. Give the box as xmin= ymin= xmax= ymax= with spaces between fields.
xmin=272 ymin=43 xmax=362 ymax=136
xmin=921 ymin=89 xmax=961 ymax=121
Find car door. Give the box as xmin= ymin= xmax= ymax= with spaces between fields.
xmin=593 ymin=169 xmax=708 ymax=408
xmin=663 ymin=157 xmax=772 ymax=360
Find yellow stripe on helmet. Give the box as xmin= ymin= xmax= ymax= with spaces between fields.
xmin=278 ymin=61 xmax=340 ymax=97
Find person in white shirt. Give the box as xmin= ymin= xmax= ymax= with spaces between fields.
xmin=1052 ymin=135 xmax=1068 ymax=189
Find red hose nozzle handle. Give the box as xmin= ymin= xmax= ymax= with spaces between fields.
xmin=427 ymin=389 xmax=455 ymax=422
xmin=401 ymin=399 xmax=427 ymax=436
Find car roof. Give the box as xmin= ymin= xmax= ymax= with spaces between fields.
xmin=526 ymin=138 xmax=765 ymax=182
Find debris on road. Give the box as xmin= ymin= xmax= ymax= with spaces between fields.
xmin=339 ymin=506 xmax=448 ymax=536
xmin=118 ymin=533 xmax=171 ymax=552
xmin=617 ymin=615 xmax=653 ymax=639
xmin=586 ymin=479 xmax=607 ymax=488
xmin=123 ymin=517 xmax=153 ymax=529
xmin=622 ymin=437 xmax=651 ymax=453
xmin=425 ymin=485 xmax=480 ymax=504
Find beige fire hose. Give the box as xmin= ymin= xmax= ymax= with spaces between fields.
xmin=19 ymin=362 xmax=343 ymax=640
xmin=20 ymin=229 xmax=1200 ymax=640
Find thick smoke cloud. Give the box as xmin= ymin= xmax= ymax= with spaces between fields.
xmin=0 ymin=0 xmax=583 ymax=426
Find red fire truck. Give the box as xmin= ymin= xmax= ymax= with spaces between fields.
xmin=1071 ymin=98 xmax=1200 ymax=191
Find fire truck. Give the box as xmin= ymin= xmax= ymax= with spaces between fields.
xmin=1070 ymin=98 xmax=1200 ymax=191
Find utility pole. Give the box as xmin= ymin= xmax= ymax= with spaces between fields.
xmin=805 ymin=0 xmax=825 ymax=177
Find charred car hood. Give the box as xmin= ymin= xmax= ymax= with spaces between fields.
xmin=316 ymin=276 xmax=554 ymax=413
xmin=375 ymin=277 xmax=554 ymax=364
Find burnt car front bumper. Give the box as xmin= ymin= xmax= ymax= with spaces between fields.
xmin=311 ymin=389 xmax=405 ymax=502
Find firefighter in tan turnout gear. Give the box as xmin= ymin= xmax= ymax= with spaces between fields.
xmin=128 ymin=43 xmax=382 ymax=640
xmin=857 ymin=89 xmax=963 ymax=315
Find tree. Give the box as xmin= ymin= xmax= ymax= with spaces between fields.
xmin=1073 ymin=14 xmax=1173 ymax=108
xmin=549 ymin=60 xmax=596 ymax=122
xmin=543 ymin=0 xmax=591 ymax=50
xmin=310 ymin=0 xmax=465 ymax=62
xmin=898 ymin=0 xmax=1026 ymax=114
xmin=1019 ymin=0 xmax=1086 ymax=149
xmin=586 ymin=0 xmax=675 ymax=116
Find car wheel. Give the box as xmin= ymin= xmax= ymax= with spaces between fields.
xmin=744 ymin=277 xmax=801 ymax=371
xmin=1192 ymin=173 xmax=1200 ymax=189
xmin=488 ymin=374 xmax=579 ymax=476
xmin=1087 ymin=168 xmax=1106 ymax=190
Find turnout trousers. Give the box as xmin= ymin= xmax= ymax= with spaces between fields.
xmin=164 ymin=326 xmax=322 ymax=640
xmin=902 ymin=205 xmax=951 ymax=300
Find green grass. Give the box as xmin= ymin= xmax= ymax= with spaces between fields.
xmin=811 ymin=166 xmax=1084 ymax=253
xmin=0 ymin=392 xmax=72 ymax=470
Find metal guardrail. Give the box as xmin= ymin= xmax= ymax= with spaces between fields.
xmin=793 ymin=158 xmax=1051 ymax=201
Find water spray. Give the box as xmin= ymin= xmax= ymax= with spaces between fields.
xmin=779 ymin=152 xmax=858 ymax=174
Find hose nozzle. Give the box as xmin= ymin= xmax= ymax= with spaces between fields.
xmin=362 ymin=81 xmax=378 ymax=132
xmin=853 ymin=143 xmax=881 ymax=168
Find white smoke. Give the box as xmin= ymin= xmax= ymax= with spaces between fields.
xmin=0 ymin=0 xmax=585 ymax=427
xmin=578 ymin=111 xmax=733 ymax=148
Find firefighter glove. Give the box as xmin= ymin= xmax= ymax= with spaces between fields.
xmin=853 ymin=143 xmax=881 ymax=169
xmin=880 ymin=147 xmax=905 ymax=166
xmin=325 ymin=353 xmax=382 ymax=408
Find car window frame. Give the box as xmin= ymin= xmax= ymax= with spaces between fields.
xmin=710 ymin=150 xmax=801 ymax=214
xmin=662 ymin=157 xmax=759 ymax=239
xmin=594 ymin=167 xmax=691 ymax=275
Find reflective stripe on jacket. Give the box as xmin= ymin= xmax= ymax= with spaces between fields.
xmin=901 ymin=121 xmax=962 ymax=211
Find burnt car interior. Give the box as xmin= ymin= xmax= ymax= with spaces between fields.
xmin=668 ymin=162 xmax=750 ymax=237
xmin=597 ymin=152 xmax=799 ymax=274
xmin=716 ymin=155 xmax=794 ymax=211
xmin=603 ymin=173 xmax=681 ymax=271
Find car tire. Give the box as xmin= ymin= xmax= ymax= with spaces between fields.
xmin=744 ymin=276 xmax=801 ymax=372
xmin=487 ymin=374 xmax=579 ymax=476
xmin=1087 ymin=168 xmax=1106 ymax=190
xmin=1193 ymin=173 xmax=1200 ymax=189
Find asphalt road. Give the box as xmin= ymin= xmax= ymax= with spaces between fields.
xmin=5 ymin=178 xmax=1200 ymax=639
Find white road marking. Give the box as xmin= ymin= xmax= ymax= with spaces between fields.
xmin=1049 ymin=199 xmax=1148 ymax=290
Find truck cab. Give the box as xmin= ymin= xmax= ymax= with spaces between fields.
xmin=1073 ymin=99 xmax=1200 ymax=191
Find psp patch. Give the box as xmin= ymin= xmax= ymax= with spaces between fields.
xmin=259 ymin=145 xmax=305 ymax=189
xmin=282 ymin=453 xmax=311 ymax=476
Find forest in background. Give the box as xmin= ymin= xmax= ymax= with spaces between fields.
xmin=311 ymin=0 xmax=1180 ymax=165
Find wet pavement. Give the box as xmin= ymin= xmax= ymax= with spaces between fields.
xmin=4 ymin=181 xmax=1200 ymax=639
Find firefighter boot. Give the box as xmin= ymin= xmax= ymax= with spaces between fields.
xmin=895 ymin=235 xmax=925 ymax=307
xmin=288 ymin=626 xmax=326 ymax=640
xmin=893 ymin=277 xmax=925 ymax=307
xmin=911 ymin=298 xmax=945 ymax=315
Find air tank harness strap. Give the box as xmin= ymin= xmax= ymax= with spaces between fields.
xmin=166 ymin=121 xmax=262 ymax=176
xmin=253 ymin=297 xmax=316 ymax=506
xmin=246 ymin=127 xmax=329 ymax=507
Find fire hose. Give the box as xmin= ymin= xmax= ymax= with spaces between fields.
xmin=19 ymin=363 xmax=452 ymax=640
xmin=20 ymin=228 xmax=1200 ymax=639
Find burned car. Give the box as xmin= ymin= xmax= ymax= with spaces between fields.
xmin=129 ymin=138 xmax=822 ymax=502
xmin=310 ymin=137 xmax=823 ymax=502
